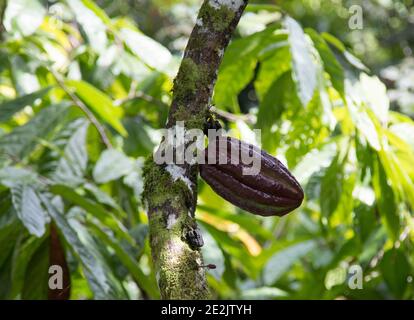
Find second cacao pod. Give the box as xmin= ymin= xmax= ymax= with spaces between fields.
xmin=199 ymin=136 xmax=304 ymax=217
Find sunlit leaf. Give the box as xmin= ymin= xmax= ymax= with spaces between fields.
xmin=93 ymin=149 xmax=134 ymax=183
xmin=372 ymin=158 xmax=400 ymax=241
xmin=0 ymin=103 xmax=69 ymax=159
xmin=263 ymin=240 xmax=317 ymax=285
xmin=10 ymin=184 xmax=48 ymax=237
xmin=0 ymin=87 xmax=51 ymax=122
xmin=380 ymin=248 xmax=411 ymax=298
xmin=40 ymin=196 xmax=125 ymax=299
xmin=67 ymin=0 xmax=108 ymax=53
xmin=65 ymin=80 xmax=127 ymax=136
xmin=4 ymin=0 xmax=45 ymax=37
xmin=120 ymin=28 xmax=172 ymax=71
xmin=200 ymin=225 xmax=225 ymax=281
xmin=284 ymin=16 xmax=317 ymax=107
xmin=306 ymin=29 xmax=344 ymax=98
xmin=53 ymin=121 xmax=89 ymax=186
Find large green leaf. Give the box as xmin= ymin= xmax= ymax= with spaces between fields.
xmin=10 ymin=184 xmax=48 ymax=237
xmin=40 ymin=195 xmax=125 ymax=299
xmin=255 ymin=45 xmax=291 ymax=100
xmin=10 ymin=236 xmax=44 ymax=299
xmin=21 ymin=238 xmax=49 ymax=299
xmin=214 ymin=29 xmax=277 ymax=112
xmin=3 ymin=0 xmax=45 ymax=37
xmin=0 ymin=87 xmax=51 ymax=123
xmin=120 ymin=28 xmax=172 ymax=71
xmin=65 ymin=80 xmax=127 ymax=136
xmin=67 ymin=0 xmax=108 ymax=53
xmin=263 ymin=240 xmax=317 ymax=285
xmin=93 ymin=149 xmax=134 ymax=184
xmin=87 ymin=221 xmax=159 ymax=299
xmin=306 ymin=29 xmax=344 ymax=98
xmin=320 ymin=155 xmax=344 ymax=218
xmin=373 ymin=158 xmax=400 ymax=241
xmin=49 ymin=184 xmax=132 ymax=244
xmin=200 ymin=225 xmax=225 ymax=281
xmin=0 ymin=103 xmax=69 ymax=159
xmin=380 ymin=248 xmax=411 ymax=298
xmin=53 ymin=120 xmax=89 ymax=186
xmin=284 ymin=17 xmax=317 ymax=107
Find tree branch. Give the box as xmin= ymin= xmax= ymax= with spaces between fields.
xmin=143 ymin=0 xmax=248 ymax=299
xmin=50 ymin=69 xmax=113 ymax=149
xmin=0 ymin=0 xmax=7 ymax=40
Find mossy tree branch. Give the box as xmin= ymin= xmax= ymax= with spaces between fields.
xmin=0 ymin=0 xmax=7 ymax=40
xmin=143 ymin=0 xmax=248 ymax=299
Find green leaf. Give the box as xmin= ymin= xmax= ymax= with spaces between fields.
xmin=380 ymin=248 xmax=411 ymax=298
xmin=67 ymin=0 xmax=108 ymax=53
xmin=255 ymin=45 xmax=291 ymax=100
xmin=49 ymin=184 xmax=132 ymax=242
xmin=373 ymin=158 xmax=400 ymax=241
xmin=200 ymin=225 xmax=225 ymax=281
xmin=0 ymin=167 xmax=38 ymax=188
xmin=306 ymin=29 xmax=344 ymax=98
xmin=284 ymin=16 xmax=317 ymax=107
xmin=3 ymin=0 xmax=45 ymax=37
xmin=10 ymin=184 xmax=48 ymax=237
xmin=65 ymin=80 xmax=127 ymax=136
xmin=10 ymin=236 xmax=44 ymax=298
xmin=21 ymin=238 xmax=49 ymax=299
xmin=93 ymin=149 xmax=134 ymax=183
xmin=53 ymin=121 xmax=89 ymax=187
xmin=40 ymin=195 xmax=124 ymax=299
xmin=241 ymin=287 xmax=287 ymax=299
xmin=263 ymin=240 xmax=317 ymax=285
xmin=0 ymin=103 xmax=69 ymax=159
xmin=256 ymin=71 xmax=293 ymax=151
xmin=214 ymin=29 xmax=276 ymax=112
xmin=87 ymin=221 xmax=159 ymax=299
xmin=320 ymin=155 xmax=343 ymax=218
xmin=0 ymin=87 xmax=51 ymax=122
xmin=0 ymin=200 xmax=21 ymax=268
xmin=10 ymin=55 xmax=40 ymax=95
xmin=120 ymin=28 xmax=172 ymax=71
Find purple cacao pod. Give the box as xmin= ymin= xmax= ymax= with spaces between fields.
xmin=199 ymin=136 xmax=304 ymax=216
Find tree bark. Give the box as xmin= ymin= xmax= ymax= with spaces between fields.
xmin=143 ymin=0 xmax=248 ymax=299
xmin=0 ymin=0 xmax=7 ymax=40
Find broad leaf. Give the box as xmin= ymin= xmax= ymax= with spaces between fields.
xmin=0 ymin=87 xmax=51 ymax=122
xmin=264 ymin=240 xmax=317 ymax=285
xmin=40 ymin=195 xmax=125 ymax=299
xmin=10 ymin=184 xmax=48 ymax=237
xmin=3 ymin=0 xmax=45 ymax=37
xmin=65 ymin=80 xmax=127 ymax=136
xmin=93 ymin=149 xmax=134 ymax=183
xmin=284 ymin=17 xmax=317 ymax=107
xmin=0 ymin=103 xmax=69 ymax=159
xmin=53 ymin=121 xmax=89 ymax=186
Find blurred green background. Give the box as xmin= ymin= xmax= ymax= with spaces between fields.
xmin=0 ymin=0 xmax=414 ymax=299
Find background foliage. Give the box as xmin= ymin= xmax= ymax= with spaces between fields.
xmin=0 ymin=0 xmax=414 ymax=299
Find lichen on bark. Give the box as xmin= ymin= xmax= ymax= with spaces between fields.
xmin=143 ymin=0 xmax=248 ymax=299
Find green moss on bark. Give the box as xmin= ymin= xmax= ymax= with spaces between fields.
xmin=200 ymin=3 xmax=236 ymax=32
xmin=142 ymin=157 xmax=209 ymax=299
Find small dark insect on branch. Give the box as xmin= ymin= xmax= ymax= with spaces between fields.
xmin=198 ymin=264 xmax=217 ymax=270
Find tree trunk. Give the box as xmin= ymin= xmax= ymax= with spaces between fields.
xmin=0 ymin=0 xmax=7 ymax=40
xmin=143 ymin=0 xmax=248 ymax=299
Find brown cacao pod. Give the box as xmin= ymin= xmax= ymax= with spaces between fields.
xmin=199 ymin=136 xmax=304 ymax=216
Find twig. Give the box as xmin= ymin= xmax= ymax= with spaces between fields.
xmin=114 ymin=90 xmax=168 ymax=110
xmin=210 ymin=106 xmax=256 ymax=124
xmin=49 ymin=69 xmax=113 ymax=149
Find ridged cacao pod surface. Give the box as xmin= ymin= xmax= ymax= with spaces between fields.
xmin=199 ymin=136 xmax=304 ymax=216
